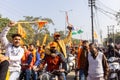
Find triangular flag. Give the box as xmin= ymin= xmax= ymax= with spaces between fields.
xmin=37 ymin=21 xmax=48 ymax=29
xmin=18 ymin=23 xmax=26 ymax=38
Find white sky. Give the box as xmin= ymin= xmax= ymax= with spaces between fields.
xmin=0 ymin=0 xmax=120 ymax=41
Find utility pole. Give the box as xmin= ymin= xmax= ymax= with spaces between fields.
xmin=107 ymin=26 xmax=110 ymax=43
xmin=88 ymin=0 xmax=95 ymax=43
xmin=60 ymin=10 xmax=72 ymax=35
xmin=107 ymin=25 xmax=115 ymax=44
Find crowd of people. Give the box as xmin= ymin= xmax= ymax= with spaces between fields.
xmin=0 ymin=21 xmax=120 ymax=80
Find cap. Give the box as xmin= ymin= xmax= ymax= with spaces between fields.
xmin=50 ymin=42 xmax=57 ymax=48
xmin=53 ymin=32 xmax=60 ymax=37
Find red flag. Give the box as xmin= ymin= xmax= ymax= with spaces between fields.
xmin=37 ymin=21 xmax=47 ymax=29
xmin=66 ymin=12 xmax=69 ymax=24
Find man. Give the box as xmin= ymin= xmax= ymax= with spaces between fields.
xmin=19 ymin=45 xmax=33 ymax=80
xmin=85 ymin=43 xmax=109 ymax=80
xmin=0 ymin=21 xmax=24 ymax=80
xmin=28 ymin=44 xmax=40 ymax=80
xmin=0 ymin=48 xmax=9 ymax=80
xmin=39 ymin=42 xmax=67 ymax=80
xmin=77 ymin=40 xmax=89 ymax=80
xmin=50 ymin=24 xmax=73 ymax=58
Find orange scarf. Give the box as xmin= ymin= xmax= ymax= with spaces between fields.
xmin=32 ymin=49 xmax=37 ymax=64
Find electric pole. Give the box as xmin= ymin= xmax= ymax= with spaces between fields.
xmin=88 ymin=0 xmax=95 ymax=43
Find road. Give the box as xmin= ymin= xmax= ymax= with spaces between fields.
xmin=67 ymin=71 xmax=75 ymax=80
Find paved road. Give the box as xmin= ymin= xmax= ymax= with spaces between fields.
xmin=67 ymin=71 xmax=75 ymax=80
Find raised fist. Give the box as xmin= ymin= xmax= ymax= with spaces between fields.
xmin=8 ymin=21 xmax=16 ymax=27
xmin=67 ymin=24 xmax=73 ymax=31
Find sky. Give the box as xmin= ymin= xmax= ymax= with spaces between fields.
xmin=0 ymin=0 xmax=120 ymax=41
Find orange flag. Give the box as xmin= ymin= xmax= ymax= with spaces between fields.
xmin=18 ymin=23 xmax=26 ymax=39
xmin=42 ymin=34 xmax=47 ymax=46
xmin=37 ymin=21 xmax=48 ymax=29
xmin=36 ymin=40 xmax=40 ymax=46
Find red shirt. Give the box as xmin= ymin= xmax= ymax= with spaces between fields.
xmin=44 ymin=55 xmax=62 ymax=72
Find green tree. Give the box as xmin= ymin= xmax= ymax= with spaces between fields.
xmin=0 ymin=17 xmax=18 ymax=41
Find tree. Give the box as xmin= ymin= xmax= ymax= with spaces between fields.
xmin=18 ymin=16 xmax=54 ymax=45
xmin=0 ymin=17 xmax=18 ymax=41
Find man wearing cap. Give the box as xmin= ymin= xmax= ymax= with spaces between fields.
xmin=38 ymin=42 xmax=67 ymax=80
xmin=49 ymin=25 xmax=73 ymax=58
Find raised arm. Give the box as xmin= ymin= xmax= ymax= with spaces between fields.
xmin=0 ymin=21 xmax=16 ymax=48
xmin=63 ymin=25 xmax=72 ymax=44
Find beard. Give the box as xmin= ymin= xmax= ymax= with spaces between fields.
xmin=50 ymin=49 xmax=56 ymax=53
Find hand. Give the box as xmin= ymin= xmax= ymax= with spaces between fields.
xmin=38 ymin=64 xmax=44 ymax=71
xmin=8 ymin=21 xmax=16 ymax=27
xmin=67 ymin=24 xmax=73 ymax=31
xmin=33 ymin=66 xmax=37 ymax=71
xmin=0 ymin=56 xmax=9 ymax=62
xmin=59 ymin=69 xmax=65 ymax=72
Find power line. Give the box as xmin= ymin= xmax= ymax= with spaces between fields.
xmin=96 ymin=0 xmax=117 ymax=13
xmin=95 ymin=6 xmax=116 ymax=20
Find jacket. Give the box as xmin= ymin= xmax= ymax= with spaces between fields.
xmin=77 ymin=46 xmax=88 ymax=70
xmin=21 ymin=50 xmax=33 ymax=70
xmin=43 ymin=52 xmax=66 ymax=72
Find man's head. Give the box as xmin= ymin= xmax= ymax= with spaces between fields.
xmin=28 ymin=44 xmax=35 ymax=51
xmin=22 ymin=44 xmax=28 ymax=51
xmin=89 ymin=43 xmax=98 ymax=54
xmin=50 ymin=42 xmax=57 ymax=53
xmin=12 ymin=34 xmax=22 ymax=47
xmin=82 ymin=40 xmax=89 ymax=48
xmin=53 ymin=32 xmax=60 ymax=41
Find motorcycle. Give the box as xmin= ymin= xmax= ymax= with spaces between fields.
xmin=66 ymin=53 xmax=76 ymax=73
xmin=39 ymin=69 xmax=66 ymax=80
xmin=108 ymin=57 xmax=120 ymax=80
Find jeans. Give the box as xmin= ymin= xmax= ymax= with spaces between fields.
xmin=32 ymin=70 xmax=38 ymax=80
xmin=19 ymin=69 xmax=31 ymax=80
xmin=0 ymin=60 xmax=9 ymax=80
xmin=10 ymin=71 xmax=20 ymax=80
xmin=61 ymin=72 xmax=66 ymax=80
xmin=51 ymin=72 xmax=66 ymax=80
xmin=79 ymin=69 xmax=86 ymax=80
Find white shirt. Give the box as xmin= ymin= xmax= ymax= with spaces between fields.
xmin=0 ymin=26 xmax=24 ymax=72
xmin=88 ymin=52 xmax=104 ymax=77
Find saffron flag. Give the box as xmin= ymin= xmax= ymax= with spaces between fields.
xmin=36 ymin=40 xmax=40 ymax=46
xmin=18 ymin=23 xmax=26 ymax=38
xmin=37 ymin=21 xmax=48 ymax=29
xmin=42 ymin=34 xmax=47 ymax=46
xmin=94 ymin=31 xmax=98 ymax=39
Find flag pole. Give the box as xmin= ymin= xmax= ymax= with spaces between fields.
xmin=17 ymin=20 xmax=48 ymax=24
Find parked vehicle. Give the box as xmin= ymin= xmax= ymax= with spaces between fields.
xmin=108 ymin=57 xmax=120 ymax=80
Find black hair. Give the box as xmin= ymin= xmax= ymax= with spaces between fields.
xmin=82 ymin=40 xmax=88 ymax=44
xmin=12 ymin=34 xmax=21 ymax=39
xmin=29 ymin=43 xmax=35 ymax=47
xmin=89 ymin=43 xmax=94 ymax=47
xmin=23 ymin=44 xmax=28 ymax=49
